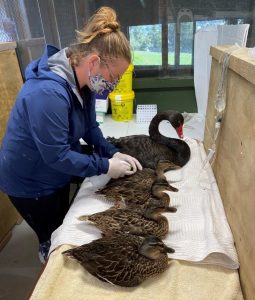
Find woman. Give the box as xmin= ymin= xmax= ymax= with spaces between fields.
xmin=0 ymin=6 xmax=142 ymax=262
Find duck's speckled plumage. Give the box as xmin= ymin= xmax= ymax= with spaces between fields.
xmin=107 ymin=110 xmax=191 ymax=169
xmin=62 ymin=234 xmax=174 ymax=287
xmin=96 ymin=160 xmax=178 ymax=208
xmin=79 ymin=199 xmax=177 ymax=239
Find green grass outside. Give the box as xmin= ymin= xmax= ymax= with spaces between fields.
xmin=132 ymin=50 xmax=192 ymax=65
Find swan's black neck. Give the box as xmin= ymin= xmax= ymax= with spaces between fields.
xmin=149 ymin=111 xmax=180 ymax=143
xmin=148 ymin=111 xmax=190 ymax=167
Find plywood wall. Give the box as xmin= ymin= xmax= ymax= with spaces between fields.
xmin=204 ymin=46 xmax=255 ymax=300
xmin=0 ymin=192 xmax=21 ymax=244
xmin=0 ymin=42 xmax=23 ymax=144
xmin=0 ymin=42 xmax=22 ymax=242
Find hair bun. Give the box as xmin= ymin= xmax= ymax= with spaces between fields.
xmin=93 ymin=7 xmax=120 ymax=33
xmin=72 ymin=6 xmax=131 ymax=64
xmin=106 ymin=21 xmax=119 ymax=32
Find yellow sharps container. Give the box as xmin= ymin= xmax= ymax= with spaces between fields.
xmin=109 ymin=64 xmax=135 ymax=121
xmin=109 ymin=90 xmax=135 ymax=121
xmin=113 ymin=64 xmax=134 ymax=93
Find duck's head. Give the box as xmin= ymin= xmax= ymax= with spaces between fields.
xmin=156 ymin=160 xmax=181 ymax=173
xmin=151 ymin=181 xmax=171 ymax=205
xmin=144 ymin=198 xmax=177 ymax=218
xmin=139 ymin=235 xmax=175 ymax=259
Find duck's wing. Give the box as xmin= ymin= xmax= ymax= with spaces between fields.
xmin=62 ymin=234 xmax=146 ymax=286
xmin=87 ymin=208 xmax=146 ymax=234
xmin=96 ymin=169 xmax=155 ymax=201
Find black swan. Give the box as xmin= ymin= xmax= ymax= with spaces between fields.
xmin=107 ymin=110 xmax=191 ymax=169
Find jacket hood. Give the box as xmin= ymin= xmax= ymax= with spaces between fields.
xmin=25 ymin=44 xmax=83 ymax=105
xmin=48 ymin=47 xmax=76 ymax=88
xmin=25 ymin=45 xmax=64 ymax=83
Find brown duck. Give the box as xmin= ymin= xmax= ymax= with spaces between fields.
xmin=96 ymin=160 xmax=178 ymax=208
xmin=107 ymin=110 xmax=191 ymax=169
xmin=62 ymin=233 xmax=174 ymax=287
xmin=79 ymin=198 xmax=177 ymax=239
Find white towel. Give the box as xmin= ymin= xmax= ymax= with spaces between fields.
xmin=49 ymin=138 xmax=239 ymax=269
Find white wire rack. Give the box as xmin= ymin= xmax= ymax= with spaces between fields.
xmin=136 ymin=104 xmax=158 ymax=123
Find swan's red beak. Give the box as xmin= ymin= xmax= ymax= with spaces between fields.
xmin=176 ymin=125 xmax=184 ymax=139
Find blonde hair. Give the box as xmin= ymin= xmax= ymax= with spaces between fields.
xmin=69 ymin=7 xmax=131 ymax=66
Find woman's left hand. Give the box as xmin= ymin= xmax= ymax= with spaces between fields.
xmin=113 ymin=152 xmax=143 ymax=173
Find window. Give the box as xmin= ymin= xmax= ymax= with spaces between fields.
xmin=130 ymin=24 xmax=162 ymax=66
xmin=0 ymin=3 xmax=17 ymax=42
xmin=125 ymin=0 xmax=252 ymax=77
xmin=168 ymin=23 xmax=175 ymax=65
xmin=129 ymin=21 xmax=193 ymax=67
xmin=129 ymin=18 xmax=195 ymax=76
xmin=179 ymin=22 xmax=193 ymax=65
xmin=196 ymin=19 xmax=226 ymax=31
xmin=1 ymin=0 xmax=253 ymax=78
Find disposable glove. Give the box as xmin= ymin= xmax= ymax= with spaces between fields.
xmin=107 ymin=157 xmax=135 ymax=179
xmin=113 ymin=152 xmax=143 ymax=173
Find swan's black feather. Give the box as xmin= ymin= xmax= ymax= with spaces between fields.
xmin=107 ymin=110 xmax=190 ymax=169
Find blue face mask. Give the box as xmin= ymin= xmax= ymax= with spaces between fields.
xmin=89 ymin=74 xmax=119 ymax=95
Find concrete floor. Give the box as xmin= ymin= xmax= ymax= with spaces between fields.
xmin=0 ymin=184 xmax=78 ymax=300
xmin=0 ymin=221 xmax=43 ymax=300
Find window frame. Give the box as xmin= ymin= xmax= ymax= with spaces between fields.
xmin=128 ymin=0 xmax=251 ymax=78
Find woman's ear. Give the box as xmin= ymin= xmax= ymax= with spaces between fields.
xmin=88 ymin=54 xmax=100 ymax=74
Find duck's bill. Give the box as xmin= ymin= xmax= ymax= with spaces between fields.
xmin=165 ymin=246 xmax=175 ymax=253
xmin=165 ymin=206 xmax=177 ymax=213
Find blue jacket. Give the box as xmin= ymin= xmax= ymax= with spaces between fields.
xmin=0 ymin=45 xmax=118 ymax=197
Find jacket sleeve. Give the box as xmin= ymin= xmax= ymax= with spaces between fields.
xmin=26 ymin=84 xmax=110 ymax=177
xmin=83 ymin=95 xmax=119 ymax=158
xmin=86 ymin=124 xmax=119 ymax=158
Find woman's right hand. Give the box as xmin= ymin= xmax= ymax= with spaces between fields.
xmin=113 ymin=152 xmax=142 ymax=173
xmin=107 ymin=157 xmax=135 ymax=179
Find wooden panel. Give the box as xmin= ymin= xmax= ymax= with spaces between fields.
xmin=0 ymin=230 xmax=12 ymax=252
xmin=204 ymin=46 xmax=255 ymax=300
xmin=0 ymin=192 xmax=20 ymax=243
xmin=0 ymin=45 xmax=23 ymax=144
xmin=0 ymin=42 xmax=16 ymax=51
xmin=210 ymin=45 xmax=255 ymax=86
xmin=0 ymin=43 xmax=23 ymax=243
